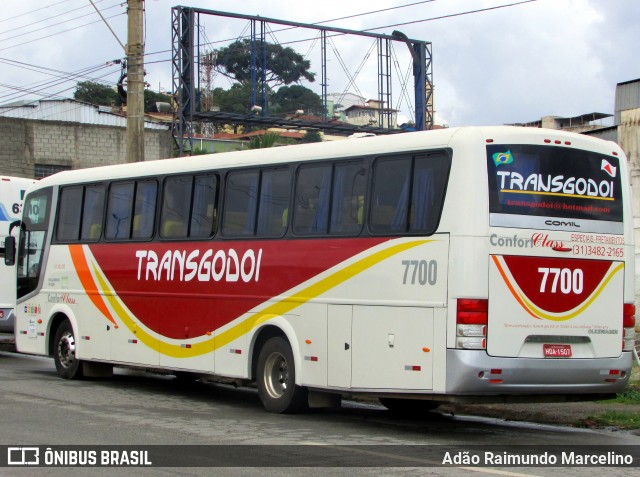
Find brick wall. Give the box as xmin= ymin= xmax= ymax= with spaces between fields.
xmin=0 ymin=117 xmax=172 ymax=178
xmin=0 ymin=118 xmax=29 ymax=177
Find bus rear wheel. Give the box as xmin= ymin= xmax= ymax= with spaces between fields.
xmin=256 ymin=336 xmax=307 ymax=413
xmin=53 ymin=321 xmax=83 ymax=380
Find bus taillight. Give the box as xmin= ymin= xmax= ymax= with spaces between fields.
xmin=623 ymin=303 xmax=636 ymax=351
xmin=456 ymin=299 xmax=488 ymax=350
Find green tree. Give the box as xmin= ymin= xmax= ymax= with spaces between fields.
xmin=271 ymin=85 xmax=322 ymax=116
xmin=213 ymin=40 xmax=315 ymax=88
xmin=144 ymin=90 xmax=172 ymax=113
xmin=73 ymin=81 xmax=118 ymax=106
xmin=211 ymin=83 xmax=254 ymax=114
xmin=74 ymin=81 xmax=171 ymax=113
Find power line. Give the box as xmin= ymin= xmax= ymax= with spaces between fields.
xmin=0 ymin=0 xmax=111 ymax=36
xmin=0 ymin=1 xmax=125 ymax=102
xmin=0 ymin=59 xmax=119 ymax=102
xmin=157 ymin=0 xmax=538 ymax=57
xmin=139 ymin=0 xmax=541 ymax=103
xmin=0 ymin=67 xmax=118 ymax=105
xmin=0 ymin=56 xmax=114 ymax=82
xmin=364 ymin=0 xmax=539 ymax=32
xmin=0 ymin=0 xmax=73 ymax=24
xmin=0 ymin=1 xmax=125 ymax=110
xmin=0 ymin=3 xmax=123 ymax=43
xmin=0 ymin=65 xmax=120 ymax=116
xmin=88 ymin=0 xmax=125 ymax=52
xmin=1 ymin=0 xmax=540 ymax=108
xmin=142 ymin=1 xmax=441 ymax=62
xmin=286 ymin=0 xmax=440 ymax=30
xmin=0 ymin=11 xmax=126 ymax=53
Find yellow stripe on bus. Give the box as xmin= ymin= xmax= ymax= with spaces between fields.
xmin=88 ymin=239 xmax=432 ymax=358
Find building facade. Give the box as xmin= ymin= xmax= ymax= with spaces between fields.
xmin=343 ymin=99 xmax=398 ymax=129
xmin=0 ymin=99 xmax=172 ymax=179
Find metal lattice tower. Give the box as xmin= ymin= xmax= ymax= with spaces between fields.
xmin=171 ymin=6 xmax=433 ymax=156
xmin=171 ymin=7 xmax=195 ymax=155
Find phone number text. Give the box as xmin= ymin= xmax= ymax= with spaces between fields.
xmin=572 ymin=245 xmax=624 ymax=257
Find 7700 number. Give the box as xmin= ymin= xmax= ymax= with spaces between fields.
xmin=538 ymin=267 xmax=584 ymax=294
xmin=402 ymin=260 xmax=437 ymax=285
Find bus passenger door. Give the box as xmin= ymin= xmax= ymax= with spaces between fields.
xmin=328 ymin=304 xmax=352 ymax=388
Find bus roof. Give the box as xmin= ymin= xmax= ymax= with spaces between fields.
xmin=33 ymin=126 xmax=622 ymax=188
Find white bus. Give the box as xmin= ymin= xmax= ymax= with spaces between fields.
xmin=0 ymin=176 xmax=36 ymax=332
xmin=6 ymin=127 xmax=636 ymax=413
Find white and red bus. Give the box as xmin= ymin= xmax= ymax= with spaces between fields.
xmin=6 ymin=126 xmax=636 ymax=413
xmin=0 ymin=176 xmax=36 ymax=332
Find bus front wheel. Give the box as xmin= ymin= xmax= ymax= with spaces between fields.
xmin=256 ymin=336 xmax=307 ymax=413
xmin=53 ymin=321 xmax=83 ymax=380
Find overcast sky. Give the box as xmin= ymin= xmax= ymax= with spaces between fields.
xmin=1 ymin=0 xmax=638 ymax=127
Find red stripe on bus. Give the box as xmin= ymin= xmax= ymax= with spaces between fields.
xmin=88 ymin=237 xmax=389 ymax=340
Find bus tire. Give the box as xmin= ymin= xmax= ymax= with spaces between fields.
xmin=379 ymin=398 xmax=440 ymax=414
xmin=256 ymin=336 xmax=308 ymax=413
xmin=53 ymin=320 xmax=83 ymax=380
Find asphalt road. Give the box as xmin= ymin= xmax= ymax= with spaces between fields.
xmin=0 ymin=348 xmax=639 ymax=476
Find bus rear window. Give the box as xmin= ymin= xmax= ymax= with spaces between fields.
xmin=487 ymin=144 xmax=623 ymax=234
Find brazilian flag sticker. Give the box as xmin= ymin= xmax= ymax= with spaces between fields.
xmin=492 ymin=150 xmax=513 ymax=166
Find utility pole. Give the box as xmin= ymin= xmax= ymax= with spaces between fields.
xmin=126 ymin=0 xmax=145 ymax=163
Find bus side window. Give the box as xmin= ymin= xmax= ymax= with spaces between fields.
xmin=222 ymin=171 xmax=259 ymax=237
xmin=370 ymin=153 xmax=450 ymax=235
xmin=132 ymin=180 xmax=157 ymax=240
xmin=160 ymin=176 xmax=192 ymax=239
xmin=370 ymin=157 xmax=411 ymax=233
xmin=56 ymin=186 xmax=83 ymax=242
xmin=257 ymin=169 xmax=289 ymax=237
xmin=293 ymin=164 xmax=331 ymax=235
xmin=409 ymin=154 xmax=450 ymax=233
xmin=80 ymin=185 xmax=105 ymax=241
xmin=190 ymin=174 xmax=218 ymax=238
xmin=105 ymin=182 xmax=134 ymax=240
xmin=329 ymin=162 xmax=366 ymax=235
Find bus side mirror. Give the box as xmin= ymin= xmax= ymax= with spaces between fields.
xmin=4 ymin=236 xmax=16 ymax=266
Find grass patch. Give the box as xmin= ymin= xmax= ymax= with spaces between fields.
xmin=631 ymin=360 xmax=640 ymax=384
xmin=612 ymin=384 xmax=640 ymax=404
xmin=582 ymin=410 xmax=640 ymax=429
xmin=612 ymin=363 xmax=640 ymax=403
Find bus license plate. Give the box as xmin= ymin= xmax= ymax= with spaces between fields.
xmin=543 ymin=344 xmax=572 ymax=358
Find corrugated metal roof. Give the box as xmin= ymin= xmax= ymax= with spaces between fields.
xmin=0 ymin=98 xmax=169 ymax=130
xmin=615 ymin=79 xmax=640 ymax=125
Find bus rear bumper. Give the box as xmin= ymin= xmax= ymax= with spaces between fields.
xmin=446 ymin=349 xmax=632 ymax=396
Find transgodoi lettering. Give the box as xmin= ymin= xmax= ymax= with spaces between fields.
xmin=136 ymin=248 xmax=262 ymax=283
